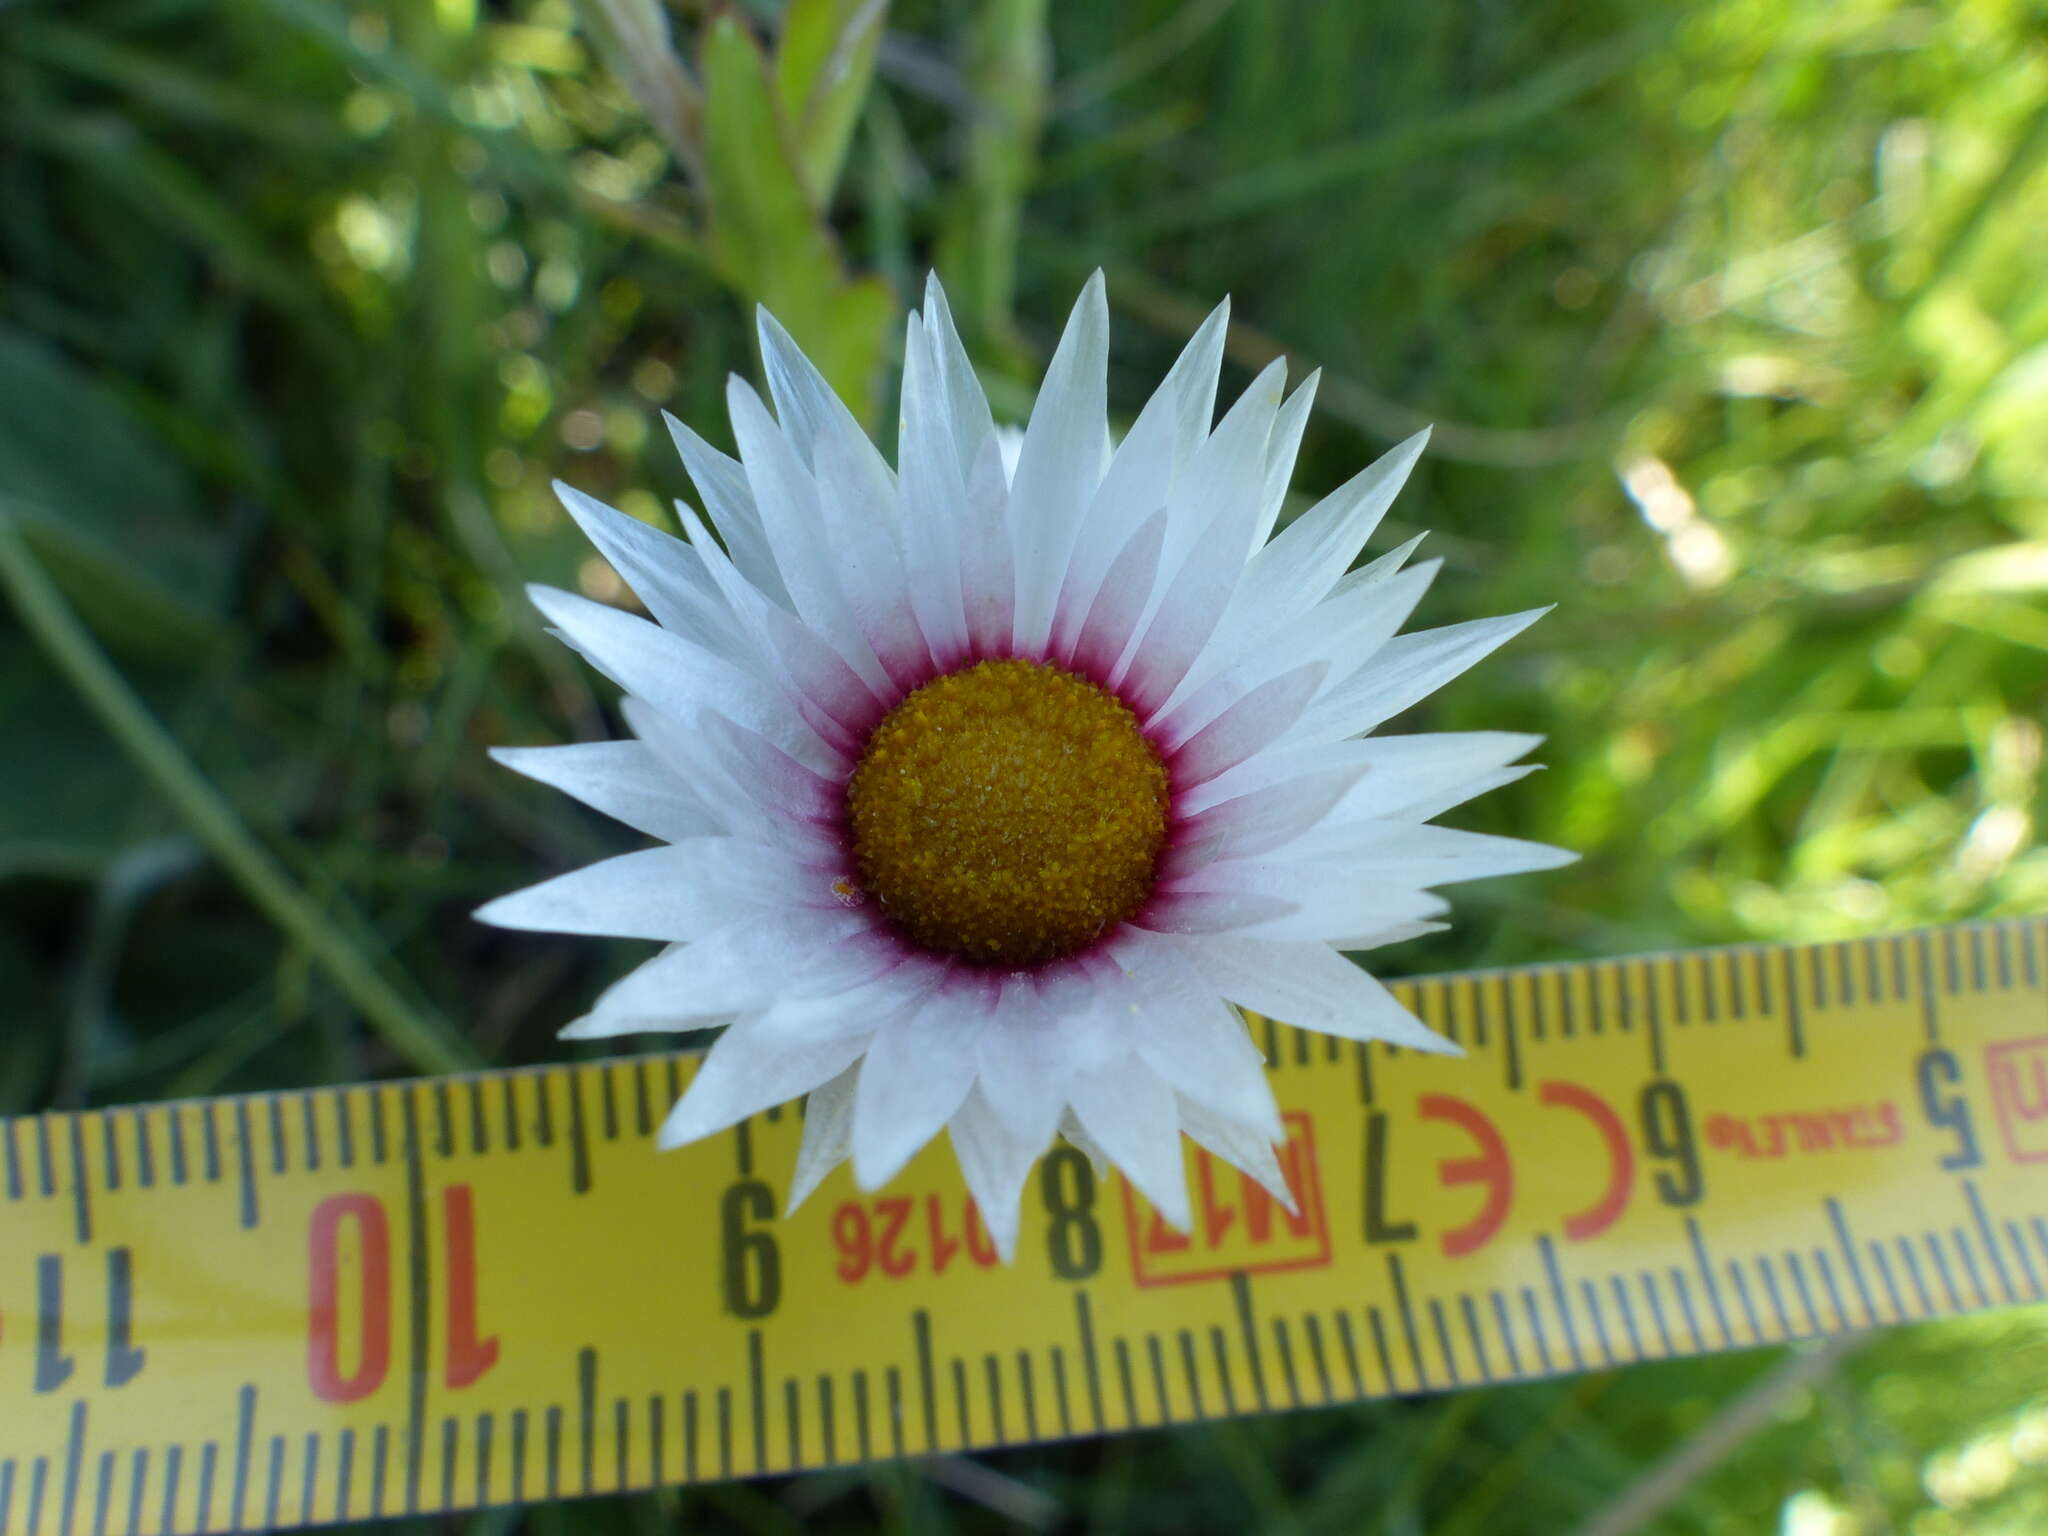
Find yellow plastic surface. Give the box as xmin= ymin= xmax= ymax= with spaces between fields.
xmin=3 ymin=921 xmax=2045 ymax=1535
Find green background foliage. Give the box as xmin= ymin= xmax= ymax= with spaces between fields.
xmin=4 ymin=0 xmax=2048 ymax=1528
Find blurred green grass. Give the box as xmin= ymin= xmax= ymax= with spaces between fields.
xmin=5 ymin=0 xmax=2048 ymax=1529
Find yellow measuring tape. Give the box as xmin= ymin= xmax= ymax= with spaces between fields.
xmin=5 ymin=920 xmax=2047 ymax=1535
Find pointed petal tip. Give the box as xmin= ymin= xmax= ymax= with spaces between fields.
xmin=655 ymin=1100 xmax=714 ymax=1152
xmin=470 ymin=893 xmax=521 ymax=930
xmin=1150 ymin=1180 xmax=1194 ymax=1235
xmin=1406 ymin=1027 xmax=1464 ymax=1058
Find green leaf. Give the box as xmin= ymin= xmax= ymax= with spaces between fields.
xmin=570 ymin=0 xmax=704 ymax=171
xmin=0 ymin=328 xmax=228 ymax=659
xmin=701 ymin=11 xmax=892 ymax=421
xmin=0 ymin=635 xmax=160 ymax=881
xmin=932 ymin=0 xmax=1048 ymax=356
xmin=774 ymin=0 xmax=888 ymax=205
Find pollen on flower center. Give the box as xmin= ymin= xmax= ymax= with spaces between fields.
xmin=844 ymin=658 xmax=1171 ymax=968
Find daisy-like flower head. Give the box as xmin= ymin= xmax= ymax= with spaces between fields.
xmin=479 ymin=274 xmax=1572 ymax=1259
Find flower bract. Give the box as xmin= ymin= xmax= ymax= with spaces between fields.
xmin=478 ymin=274 xmax=1572 ymax=1258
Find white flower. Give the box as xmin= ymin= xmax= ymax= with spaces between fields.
xmin=478 ymin=274 xmax=1571 ymax=1259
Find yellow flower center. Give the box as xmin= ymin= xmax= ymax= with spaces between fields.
xmin=844 ymin=658 xmax=1171 ymax=967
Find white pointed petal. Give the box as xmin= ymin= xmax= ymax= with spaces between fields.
xmin=564 ymin=941 xmax=733 ymax=1036
xmin=947 ymin=1087 xmax=1044 ymax=1262
xmin=1395 ymin=763 xmax=1540 ymax=822
xmin=1239 ymin=428 xmax=1428 ymax=622
xmin=787 ymin=1064 xmax=859 ymax=1213
xmin=975 ymin=983 xmax=1072 ymax=1148
xmin=1185 ymin=729 xmax=1538 ymax=818
xmin=1175 ymin=1095 xmax=1293 ymax=1209
xmin=1251 ymin=368 xmax=1319 ymax=552
xmin=1191 ymin=442 xmax=1429 ymax=695
xmin=552 ymin=483 xmax=737 ymax=651
xmin=1169 ymin=762 xmax=1368 ymax=869
xmin=1132 ymin=999 xmax=1282 ymax=1140
xmin=657 ymin=1028 xmax=868 ymax=1149
xmin=1068 ymin=1061 xmax=1189 ymax=1230
xmin=757 ymin=306 xmax=872 ymax=470
xmin=1067 ymin=509 xmax=1166 ymax=681
xmin=489 ymin=741 xmax=715 ymax=844
xmin=1115 ymin=498 xmax=1258 ymax=718
xmin=897 ymin=310 xmax=973 ymax=669
xmin=1049 ymin=297 xmax=1228 ymax=656
xmin=852 ymin=982 xmax=990 ymax=1188
xmin=922 ymin=274 xmax=998 ymax=475
xmin=1335 ymin=919 xmax=1450 ymax=952
xmin=1155 ymin=560 xmax=1441 ymax=750
xmin=559 ymin=942 xmax=705 ymax=1040
xmin=528 ymin=583 xmax=824 ymax=763
xmin=1189 ymin=869 xmax=1450 ymax=944
xmin=1179 ymin=736 xmax=1373 ymax=815
xmin=696 ymin=709 xmax=843 ymax=828
xmin=665 ymin=500 xmax=876 ymax=758
xmin=725 ymin=378 xmax=893 ymax=694
xmin=575 ymin=919 xmax=895 ymax=1031
xmin=1039 ymin=957 xmax=1143 ymax=1071
xmin=742 ymin=966 xmax=944 ymax=1050
xmin=668 ymin=497 xmax=775 ymax=650
xmin=1057 ymin=1111 xmax=1111 ymax=1179
xmin=1175 ymin=933 xmax=1458 ymax=1052
xmin=1316 ymin=733 xmax=1543 ymax=822
xmin=1146 ymin=296 xmax=1230 ymax=481
xmin=622 ymin=696 xmax=834 ymax=852
xmin=753 ymin=597 xmax=891 ymax=748
xmin=662 ymin=412 xmax=790 ymax=608
xmin=1134 ymin=888 xmax=1298 ymax=935
xmin=1331 ymin=533 xmax=1429 ymax=595
xmin=656 ymin=960 xmax=944 ymax=1150
xmin=474 ymin=843 xmax=783 ymax=941
xmin=1297 ymin=823 xmax=1579 ymax=884
xmin=1293 ymin=608 xmax=1550 ymax=744
xmin=1169 ymin=660 xmax=1327 ymax=787
xmin=1185 ymin=532 xmax=1433 ymax=718
xmin=1156 ymin=356 xmax=1283 ymax=579
xmin=995 ymin=425 xmax=1028 ymax=485
xmin=958 ymin=431 xmax=1017 ymax=657
xmin=1009 ymin=270 xmax=1109 ymax=652
xmin=724 ymin=375 xmax=824 ymax=569
xmin=811 ymin=414 xmax=932 ymax=692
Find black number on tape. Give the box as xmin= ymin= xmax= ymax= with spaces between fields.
xmin=720 ymin=1180 xmax=782 ymax=1318
xmin=1639 ymin=1080 xmax=1703 ymax=1208
xmin=1915 ymin=1048 xmax=1981 ymax=1171
xmin=1039 ymin=1147 xmax=1102 ymax=1280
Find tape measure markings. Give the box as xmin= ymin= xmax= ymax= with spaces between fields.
xmin=4 ymin=919 xmax=2048 ymax=1536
